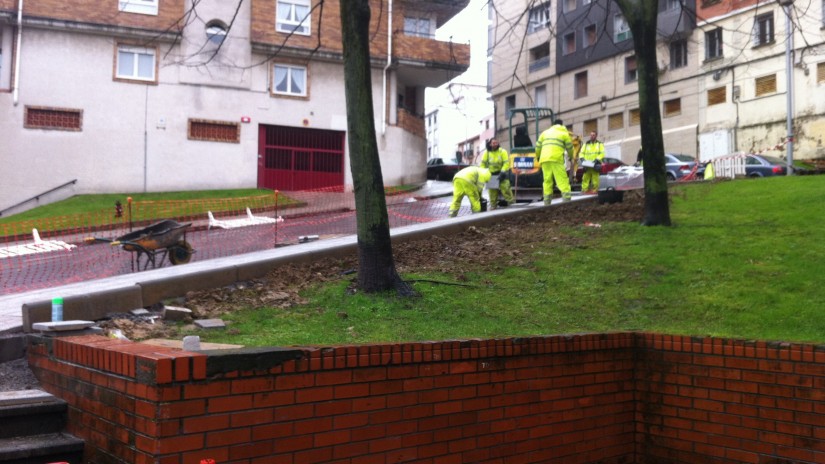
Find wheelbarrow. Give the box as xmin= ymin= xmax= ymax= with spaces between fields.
xmin=85 ymin=220 xmax=194 ymax=271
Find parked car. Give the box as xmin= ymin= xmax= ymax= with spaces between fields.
xmin=574 ymin=157 xmax=626 ymax=183
xmin=665 ymin=153 xmax=701 ymax=181
xmin=745 ymin=154 xmax=787 ymax=177
xmin=426 ymin=157 xmax=470 ymax=181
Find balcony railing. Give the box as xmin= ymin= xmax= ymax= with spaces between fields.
xmin=529 ymin=56 xmax=550 ymax=73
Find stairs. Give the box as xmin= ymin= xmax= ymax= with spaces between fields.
xmin=0 ymin=390 xmax=84 ymax=464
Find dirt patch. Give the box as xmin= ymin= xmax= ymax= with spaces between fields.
xmin=0 ymin=193 xmax=644 ymax=392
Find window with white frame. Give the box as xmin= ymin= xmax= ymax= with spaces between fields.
xmin=535 ymin=85 xmax=547 ymax=107
xmin=273 ymin=64 xmax=307 ymax=96
xmin=665 ymin=0 xmax=681 ymax=11
xmin=753 ymin=13 xmax=774 ymax=47
xmin=527 ymin=3 xmax=551 ymax=34
xmin=404 ymin=16 xmax=432 ymax=38
xmin=563 ymin=32 xmax=576 ymax=55
xmin=574 ymin=71 xmax=588 ymax=98
xmin=206 ymin=22 xmax=228 ymax=45
xmin=584 ymin=24 xmax=597 ymax=48
xmin=705 ymin=28 xmax=723 ymax=60
xmin=614 ymin=14 xmax=631 ymax=42
xmin=277 ymin=0 xmax=311 ymax=35
xmin=670 ymin=39 xmax=687 ymax=68
xmin=118 ymin=0 xmax=158 ymax=16
xmin=625 ymin=55 xmax=637 ymax=83
xmin=116 ymin=45 xmax=156 ymax=81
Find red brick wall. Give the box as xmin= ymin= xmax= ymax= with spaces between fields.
xmin=28 ymin=333 xmax=637 ymax=464
xmin=0 ymin=0 xmax=185 ymax=33
xmin=635 ymin=334 xmax=825 ymax=463
xmin=27 ymin=333 xmax=825 ymax=464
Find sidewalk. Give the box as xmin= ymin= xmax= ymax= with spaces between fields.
xmin=0 ymin=181 xmax=586 ymax=335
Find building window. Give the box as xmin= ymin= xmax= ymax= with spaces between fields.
xmin=188 ymin=119 xmax=241 ymax=143
xmin=665 ymin=0 xmax=681 ymax=11
xmin=705 ymin=28 xmax=723 ymax=60
xmin=116 ymin=45 xmax=156 ymax=82
xmin=670 ymin=39 xmax=688 ymax=69
xmin=529 ymin=44 xmax=550 ymax=72
xmin=563 ymin=0 xmax=577 ymax=14
xmin=404 ymin=16 xmax=432 ymax=38
xmin=504 ymin=95 xmax=516 ymax=116
xmin=583 ymin=119 xmax=597 ymax=134
xmin=818 ymin=62 xmax=825 ymax=83
xmin=273 ymin=64 xmax=307 ymax=96
xmin=707 ymin=86 xmax=726 ymax=105
xmin=563 ymin=32 xmax=576 ymax=55
xmin=277 ymin=0 xmax=311 ymax=36
xmin=584 ymin=24 xmax=597 ymax=48
xmin=206 ymin=22 xmax=228 ymax=45
xmin=663 ymin=98 xmax=682 ymax=117
xmin=24 ymin=106 xmax=82 ymax=131
xmin=625 ymin=55 xmax=638 ymax=83
xmin=753 ymin=13 xmax=774 ymax=47
xmin=118 ymin=0 xmax=158 ymax=15
xmin=574 ymin=71 xmax=588 ymax=99
xmin=527 ymin=3 xmax=551 ymax=34
xmin=755 ymin=74 xmax=777 ymax=96
xmin=614 ymin=14 xmax=631 ymax=42
xmin=629 ymin=108 xmax=640 ymax=126
xmin=608 ymin=112 xmax=623 ymax=130
xmin=535 ymin=85 xmax=547 ymax=107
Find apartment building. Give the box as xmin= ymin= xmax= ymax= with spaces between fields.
xmin=425 ymin=81 xmax=493 ymax=164
xmin=489 ymin=0 xmax=825 ymax=164
xmin=0 ymin=0 xmax=470 ymax=215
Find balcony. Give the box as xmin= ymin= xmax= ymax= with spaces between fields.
xmin=393 ymin=34 xmax=471 ymax=88
xmin=397 ymin=107 xmax=425 ymax=139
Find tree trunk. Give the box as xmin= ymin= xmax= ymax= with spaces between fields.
xmin=339 ymin=0 xmax=416 ymax=295
xmin=616 ymin=0 xmax=671 ymax=226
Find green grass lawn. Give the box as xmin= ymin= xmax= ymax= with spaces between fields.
xmin=189 ymin=175 xmax=825 ymax=347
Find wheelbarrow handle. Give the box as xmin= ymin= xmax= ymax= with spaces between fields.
xmin=84 ymin=237 xmax=115 ymax=244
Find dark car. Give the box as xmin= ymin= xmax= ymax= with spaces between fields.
xmin=426 ymin=157 xmax=470 ymax=181
xmin=745 ymin=154 xmax=787 ymax=177
xmin=665 ymin=153 xmax=701 ymax=181
xmin=574 ymin=157 xmax=626 ymax=183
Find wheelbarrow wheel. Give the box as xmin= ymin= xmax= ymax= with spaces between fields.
xmin=168 ymin=241 xmax=193 ymax=265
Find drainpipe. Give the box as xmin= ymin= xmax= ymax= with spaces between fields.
xmin=381 ymin=0 xmax=393 ymax=136
xmin=12 ymin=0 xmax=23 ymax=106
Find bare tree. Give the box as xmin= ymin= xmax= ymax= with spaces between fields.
xmin=340 ymin=0 xmax=416 ymax=296
xmin=614 ymin=0 xmax=671 ymax=226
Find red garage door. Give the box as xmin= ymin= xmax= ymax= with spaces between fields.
xmin=257 ymin=125 xmax=346 ymax=191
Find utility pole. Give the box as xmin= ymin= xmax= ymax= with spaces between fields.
xmin=778 ymin=0 xmax=794 ymax=175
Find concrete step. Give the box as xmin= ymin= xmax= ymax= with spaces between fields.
xmin=0 ymin=432 xmax=84 ymax=464
xmin=0 ymin=391 xmax=67 ymax=439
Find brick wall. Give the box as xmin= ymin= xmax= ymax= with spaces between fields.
xmin=28 ymin=333 xmax=637 ymax=464
xmin=0 ymin=0 xmax=185 ymax=33
xmin=27 ymin=332 xmax=825 ymax=464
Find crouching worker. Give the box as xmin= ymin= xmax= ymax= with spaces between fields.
xmin=480 ymin=138 xmax=514 ymax=209
xmin=448 ymin=166 xmax=492 ymax=218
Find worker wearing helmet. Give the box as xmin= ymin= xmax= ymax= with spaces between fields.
xmin=535 ymin=119 xmax=574 ymax=204
xmin=448 ymin=166 xmax=491 ymax=217
xmin=580 ymin=130 xmax=605 ymax=194
xmin=480 ymin=138 xmax=514 ymax=209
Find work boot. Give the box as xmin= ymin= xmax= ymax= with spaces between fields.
xmin=562 ymin=193 xmax=572 ymax=202
xmin=448 ymin=211 xmax=457 ymax=218
xmin=543 ymin=196 xmax=552 ymax=206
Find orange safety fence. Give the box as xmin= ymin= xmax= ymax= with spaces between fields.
xmin=0 ymin=186 xmax=457 ymax=295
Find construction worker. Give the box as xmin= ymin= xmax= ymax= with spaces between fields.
xmin=448 ymin=166 xmax=491 ymax=217
xmin=479 ymin=138 xmax=514 ymax=209
xmin=579 ymin=131 xmax=605 ymax=194
xmin=535 ymin=118 xmax=574 ymax=204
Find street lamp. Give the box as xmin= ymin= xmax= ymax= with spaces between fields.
xmin=778 ymin=0 xmax=794 ymax=175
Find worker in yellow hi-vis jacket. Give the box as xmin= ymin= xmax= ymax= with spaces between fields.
xmin=448 ymin=166 xmax=492 ymax=217
xmin=535 ymin=119 xmax=574 ymax=204
xmin=479 ymin=138 xmax=514 ymax=209
xmin=579 ymin=131 xmax=606 ymax=194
